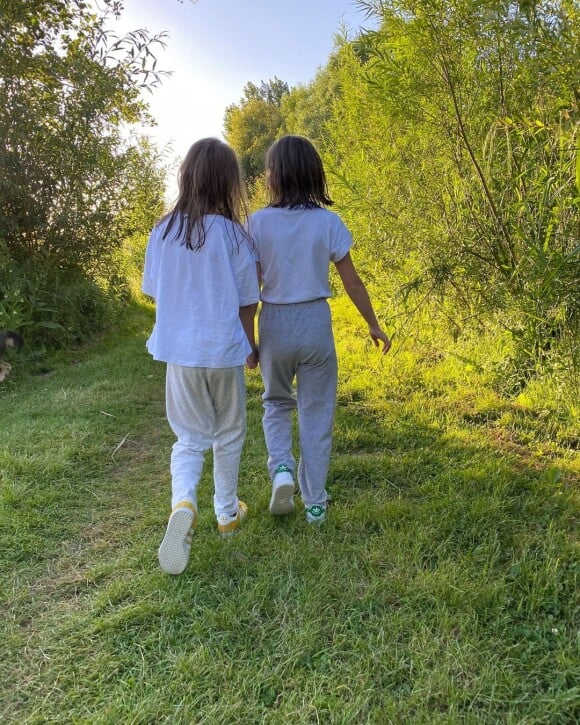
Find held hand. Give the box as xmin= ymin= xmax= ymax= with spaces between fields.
xmin=369 ymin=326 xmax=391 ymax=355
xmin=246 ymin=348 xmax=259 ymax=369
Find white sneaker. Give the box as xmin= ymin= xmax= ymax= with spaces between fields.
xmin=269 ymin=464 xmax=295 ymax=516
xmin=158 ymin=502 xmax=197 ymax=575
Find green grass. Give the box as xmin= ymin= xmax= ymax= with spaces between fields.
xmin=1 ymin=300 xmax=578 ymax=723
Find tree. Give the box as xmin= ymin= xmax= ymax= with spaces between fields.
xmin=242 ymin=77 xmax=289 ymax=107
xmin=0 ymin=0 xmax=167 ymax=344
xmin=224 ymin=78 xmax=289 ymax=185
xmin=280 ymin=54 xmax=342 ymax=145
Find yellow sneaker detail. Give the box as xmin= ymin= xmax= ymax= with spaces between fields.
xmin=158 ymin=502 xmax=197 ymax=575
xmin=217 ymin=501 xmax=247 ymax=538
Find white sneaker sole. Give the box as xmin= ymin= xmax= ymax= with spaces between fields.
xmin=269 ymin=475 xmax=295 ymax=516
xmin=158 ymin=509 xmax=194 ymax=575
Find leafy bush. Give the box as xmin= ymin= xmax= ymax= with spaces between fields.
xmin=0 ymin=2 xmax=166 ymax=350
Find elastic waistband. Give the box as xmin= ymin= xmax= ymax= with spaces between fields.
xmin=260 ymin=298 xmax=328 ymax=309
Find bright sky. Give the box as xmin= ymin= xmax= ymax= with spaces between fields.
xmin=111 ymin=0 xmax=371 ymax=195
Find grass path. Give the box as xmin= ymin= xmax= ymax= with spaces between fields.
xmin=1 ymin=303 xmax=578 ymax=723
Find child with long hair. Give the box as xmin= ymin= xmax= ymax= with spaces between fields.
xmin=250 ymin=135 xmax=390 ymax=525
xmin=143 ymin=138 xmax=259 ymax=574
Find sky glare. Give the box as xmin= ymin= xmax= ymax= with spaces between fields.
xmin=111 ymin=0 xmax=371 ymax=194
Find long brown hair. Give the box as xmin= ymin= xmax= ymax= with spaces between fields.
xmin=266 ymin=135 xmax=333 ymax=209
xmin=163 ymin=138 xmax=249 ymax=250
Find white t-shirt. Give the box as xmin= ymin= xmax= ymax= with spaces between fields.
xmin=142 ymin=214 xmax=260 ymax=367
xmin=249 ymin=206 xmax=353 ymax=304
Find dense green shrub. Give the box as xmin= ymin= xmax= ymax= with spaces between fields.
xmin=0 ymin=1 xmax=166 ymax=348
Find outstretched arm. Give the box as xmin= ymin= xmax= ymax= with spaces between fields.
xmin=239 ymin=303 xmax=259 ymax=368
xmin=334 ymin=253 xmax=391 ymax=354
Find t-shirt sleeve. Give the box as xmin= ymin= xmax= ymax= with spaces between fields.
xmin=142 ymin=231 xmax=157 ymax=298
xmin=329 ymin=214 xmax=353 ymax=262
xmin=231 ymin=231 xmax=261 ymax=306
xmin=246 ymin=215 xmax=260 ymax=262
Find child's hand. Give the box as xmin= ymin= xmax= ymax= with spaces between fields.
xmin=369 ymin=326 xmax=391 ymax=355
xmin=246 ymin=348 xmax=259 ymax=369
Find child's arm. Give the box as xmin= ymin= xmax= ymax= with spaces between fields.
xmin=334 ymin=253 xmax=391 ymax=354
xmin=239 ymin=303 xmax=259 ymax=368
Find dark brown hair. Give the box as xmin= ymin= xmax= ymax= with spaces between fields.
xmin=266 ymin=135 xmax=333 ymax=209
xmin=163 ymin=138 xmax=249 ymax=250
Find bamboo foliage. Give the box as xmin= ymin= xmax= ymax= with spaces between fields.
xmin=228 ymin=0 xmax=578 ymax=380
xmin=339 ymin=0 xmax=579 ymax=376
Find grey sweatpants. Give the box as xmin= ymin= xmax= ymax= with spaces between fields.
xmin=258 ymin=299 xmax=337 ymax=508
xmin=165 ymin=364 xmax=246 ymax=518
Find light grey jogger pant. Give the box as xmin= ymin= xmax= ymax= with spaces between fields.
xmin=165 ymin=364 xmax=246 ymax=518
xmin=259 ymin=299 xmax=337 ymax=508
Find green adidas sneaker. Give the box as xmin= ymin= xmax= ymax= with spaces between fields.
xmin=305 ymin=504 xmax=326 ymax=525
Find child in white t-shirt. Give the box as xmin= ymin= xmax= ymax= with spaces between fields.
xmin=250 ymin=135 xmax=390 ymax=525
xmin=143 ymin=138 xmax=260 ymax=574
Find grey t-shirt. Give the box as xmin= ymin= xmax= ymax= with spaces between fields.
xmin=249 ymin=206 xmax=353 ymax=304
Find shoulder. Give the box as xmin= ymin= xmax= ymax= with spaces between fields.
xmin=318 ymin=207 xmax=346 ymax=225
xmin=211 ymin=216 xmax=254 ymax=255
xmin=150 ymin=213 xmax=177 ymax=242
xmin=303 ymin=207 xmax=349 ymax=232
xmin=324 ymin=209 xmax=351 ymax=236
xmin=249 ymin=207 xmax=272 ymax=224
xmin=147 ymin=218 xmax=166 ymax=246
xmin=156 ymin=211 xmax=172 ymax=226
xmin=248 ymin=208 xmax=273 ymax=240
xmin=206 ymin=215 xmax=243 ymax=239
xmin=151 ymin=216 xmax=167 ymax=234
